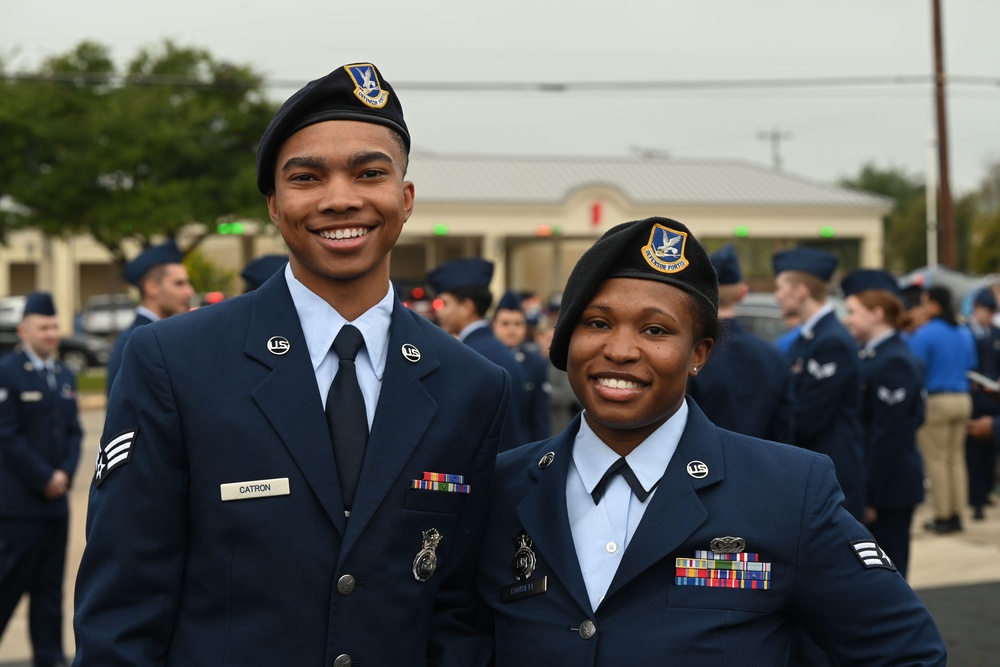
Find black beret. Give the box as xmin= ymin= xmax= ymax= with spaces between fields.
xmin=123 ymin=240 xmax=184 ymax=286
xmin=23 ymin=291 xmax=56 ymax=317
xmin=241 ymin=254 xmax=288 ymax=292
xmin=549 ymin=217 xmax=718 ymax=371
xmin=841 ymin=269 xmax=900 ymax=297
xmin=256 ymin=62 xmax=409 ymax=195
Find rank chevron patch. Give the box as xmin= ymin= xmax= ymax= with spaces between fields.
xmin=806 ymin=359 xmax=837 ymax=379
xmin=95 ymin=429 xmax=138 ymax=487
xmin=850 ymin=540 xmax=896 ymax=571
xmin=877 ymin=386 xmax=906 ymax=405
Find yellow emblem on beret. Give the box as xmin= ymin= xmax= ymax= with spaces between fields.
xmin=345 ymin=63 xmax=389 ymax=109
xmin=642 ymin=223 xmax=689 ymax=274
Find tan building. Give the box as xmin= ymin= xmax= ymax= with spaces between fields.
xmin=0 ymin=154 xmax=891 ymax=332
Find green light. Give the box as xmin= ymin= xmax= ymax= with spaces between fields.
xmin=433 ymin=223 xmax=449 ymax=236
xmin=733 ymin=225 xmax=750 ymax=238
xmin=552 ymin=226 xmax=564 ymax=236
xmin=217 ymin=222 xmax=246 ymax=235
xmin=819 ymin=226 xmax=836 ymax=238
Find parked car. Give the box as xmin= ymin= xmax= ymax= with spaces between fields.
xmin=79 ymin=293 xmax=136 ymax=336
xmin=0 ymin=295 xmax=112 ymax=374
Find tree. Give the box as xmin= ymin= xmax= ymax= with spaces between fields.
xmin=0 ymin=40 xmax=275 ymax=263
xmin=967 ymin=162 xmax=1000 ymax=274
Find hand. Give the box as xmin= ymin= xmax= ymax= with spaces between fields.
xmin=967 ymin=416 xmax=995 ymax=441
xmin=43 ymin=470 xmax=70 ymax=499
xmin=863 ymin=507 xmax=878 ymax=526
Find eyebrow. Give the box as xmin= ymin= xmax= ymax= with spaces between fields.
xmin=586 ymin=302 xmax=679 ymax=320
xmin=280 ymin=150 xmax=396 ymax=174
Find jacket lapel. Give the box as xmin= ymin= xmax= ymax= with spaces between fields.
xmin=515 ymin=417 xmax=593 ymax=615
xmin=246 ymin=276 xmax=347 ymax=536
xmin=604 ymin=401 xmax=723 ymax=600
xmin=339 ymin=301 xmax=440 ymax=558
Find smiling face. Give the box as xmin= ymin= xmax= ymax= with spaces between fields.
xmin=567 ymin=278 xmax=713 ymax=455
xmin=266 ymin=120 xmax=414 ymax=313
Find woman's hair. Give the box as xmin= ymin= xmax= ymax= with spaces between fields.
xmin=926 ymin=285 xmax=958 ymax=326
xmin=853 ymin=289 xmax=910 ymax=331
xmin=683 ymin=290 xmax=722 ymax=343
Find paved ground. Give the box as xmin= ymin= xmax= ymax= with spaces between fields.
xmin=1 ymin=403 xmax=998 ymax=665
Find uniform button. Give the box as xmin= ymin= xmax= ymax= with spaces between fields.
xmin=579 ymin=619 xmax=597 ymax=639
xmin=337 ymin=574 xmax=356 ymax=595
xmin=333 ymin=654 xmax=352 ymax=667
xmin=605 ymin=541 xmax=617 ymax=554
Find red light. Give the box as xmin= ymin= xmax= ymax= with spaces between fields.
xmin=591 ymin=201 xmax=603 ymax=226
xmin=412 ymin=286 xmax=425 ymax=299
xmin=432 ymin=298 xmax=444 ymax=310
xmin=204 ymin=291 xmax=225 ymax=304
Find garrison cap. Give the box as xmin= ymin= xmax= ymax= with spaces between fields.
xmin=973 ymin=288 xmax=997 ymax=311
xmin=710 ymin=244 xmax=743 ymax=285
xmin=841 ymin=269 xmax=901 ymax=297
xmin=549 ymin=216 xmax=718 ymax=371
xmin=256 ymin=62 xmax=409 ymax=195
xmin=427 ymin=258 xmax=494 ymax=295
xmin=496 ymin=289 xmax=522 ymax=312
xmin=23 ymin=291 xmax=56 ymax=317
xmin=772 ymin=247 xmax=839 ymax=281
xmin=241 ymin=254 xmax=288 ymax=292
xmin=123 ymin=240 xmax=184 ymax=287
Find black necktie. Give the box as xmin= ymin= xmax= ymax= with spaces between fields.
xmin=591 ymin=457 xmax=655 ymax=504
xmin=326 ymin=325 xmax=368 ymax=512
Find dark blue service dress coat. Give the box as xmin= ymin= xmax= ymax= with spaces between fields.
xmin=786 ymin=311 xmax=866 ymax=519
xmin=476 ymin=402 xmax=946 ymax=666
xmin=464 ymin=325 xmax=529 ymax=448
xmin=104 ymin=310 xmax=154 ymax=397
xmin=514 ymin=343 xmax=552 ymax=443
xmin=688 ymin=318 xmax=794 ymax=443
xmin=73 ymin=275 xmax=513 ymax=666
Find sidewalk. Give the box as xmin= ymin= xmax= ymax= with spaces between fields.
xmin=2 ymin=403 xmax=999 ymax=665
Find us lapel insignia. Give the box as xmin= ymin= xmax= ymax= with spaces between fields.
xmin=412 ymin=528 xmax=442 ymax=582
xmin=267 ymin=336 xmax=290 ymax=355
xmin=501 ymin=531 xmax=548 ymax=603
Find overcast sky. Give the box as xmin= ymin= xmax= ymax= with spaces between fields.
xmin=3 ymin=0 xmax=999 ymax=193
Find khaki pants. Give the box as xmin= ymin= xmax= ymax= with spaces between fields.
xmin=917 ymin=393 xmax=973 ymax=521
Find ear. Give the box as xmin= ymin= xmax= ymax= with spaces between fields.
xmin=266 ymin=192 xmax=279 ymax=225
xmin=401 ymin=180 xmax=415 ymax=223
xmin=690 ymin=338 xmax=714 ymax=376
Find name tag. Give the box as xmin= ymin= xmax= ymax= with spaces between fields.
xmin=220 ymin=477 xmax=290 ymax=501
xmin=20 ymin=391 xmax=43 ymax=402
xmin=500 ymin=575 xmax=548 ymax=603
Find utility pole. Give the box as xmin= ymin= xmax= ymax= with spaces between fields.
xmin=932 ymin=0 xmax=956 ymax=267
xmin=757 ymin=128 xmax=793 ymax=169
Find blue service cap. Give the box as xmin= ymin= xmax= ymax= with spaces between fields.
xmin=123 ymin=240 xmax=184 ymax=286
xmin=23 ymin=291 xmax=56 ymax=317
xmin=973 ymin=288 xmax=997 ymax=311
xmin=840 ymin=269 xmax=901 ymax=297
xmin=772 ymin=247 xmax=839 ymax=281
xmin=256 ymin=63 xmax=409 ymax=195
xmin=709 ymin=244 xmax=743 ymax=285
xmin=426 ymin=258 xmax=494 ymax=295
xmin=496 ymin=289 xmax=522 ymax=311
xmin=241 ymin=254 xmax=288 ymax=292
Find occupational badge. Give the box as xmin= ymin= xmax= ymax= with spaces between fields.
xmin=710 ymin=536 xmax=746 ymax=554
xmin=412 ymin=528 xmax=442 ymax=582
xmin=511 ymin=532 xmax=537 ymax=581
xmin=501 ymin=531 xmax=548 ymax=603
xmin=345 ymin=63 xmax=389 ymax=109
xmin=641 ymin=223 xmax=689 ymax=274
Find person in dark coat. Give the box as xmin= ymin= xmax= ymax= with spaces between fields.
xmin=841 ymin=269 xmax=926 ymax=578
xmin=74 ymin=62 xmax=512 ymax=666
xmin=0 ymin=292 xmax=82 ymax=667
xmin=105 ymin=240 xmax=195 ymax=395
xmin=688 ymin=244 xmax=794 ymax=443
xmin=241 ymin=254 xmax=289 ymax=293
xmin=494 ymin=290 xmax=551 ymax=442
xmin=429 ymin=258 xmax=529 ymax=448
xmin=964 ymin=287 xmax=1000 ymax=519
xmin=475 ymin=217 xmax=946 ymax=666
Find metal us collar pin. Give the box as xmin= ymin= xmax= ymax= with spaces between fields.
xmin=412 ymin=528 xmax=442 ymax=582
xmin=401 ymin=343 xmax=421 ymax=362
xmin=267 ymin=336 xmax=290 ymax=355
xmin=686 ymin=460 xmax=709 ymax=479
xmin=538 ymin=452 xmax=555 ymax=469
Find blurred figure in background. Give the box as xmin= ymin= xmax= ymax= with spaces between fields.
xmin=841 ymin=270 xmax=925 ymax=578
xmin=908 ymin=285 xmax=977 ymax=534
xmin=689 ymin=245 xmax=794 ymax=443
xmin=241 ymin=254 xmax=289 ymax=293
xmin=105 ymin=240 xmax=194 ymax=395
xmin=493 ymin=290 xmax=551 ymax=442
xmin=533 ymin=314 xmax=580 ymax=436
xmin=964 ymin=288 xmax=1000 ymax=520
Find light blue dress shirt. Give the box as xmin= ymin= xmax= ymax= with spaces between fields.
xmin=284 ymin=264 xmax=392 ymax=431
xmin=567 ymin=399 xmax=688 ymax=612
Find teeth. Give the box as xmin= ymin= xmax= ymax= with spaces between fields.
xmin=320 ymin=228 xmax=368 ymax=240
xmin=598 ymin=378 xmax=641 ymax=390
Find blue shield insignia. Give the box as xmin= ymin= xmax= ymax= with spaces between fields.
xmin=345 ymin=64 xmax=389 ymax=109
xmin=642 ymin=224 xmax=689 ymax=273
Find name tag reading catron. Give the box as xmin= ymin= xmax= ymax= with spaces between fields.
xmin=220 ymin=478 xmax=290 ymax=501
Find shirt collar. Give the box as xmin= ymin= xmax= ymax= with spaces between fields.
xmin=283 ymin=264 xmax=393 ymax=380
xmin=458 ymin=319 xmax=489 ymax=342
xmin=136 ymin=305 xmax=161 ymax=323
xmin=864 ymin=330 xmax=895 ymax=353
xmin=23 ymin=347 xmax=54 ymax=370
xmin=800 ymin=303 xmax=834 ymax=338
xmin=573 ymin=399 xmax=689 ymax=497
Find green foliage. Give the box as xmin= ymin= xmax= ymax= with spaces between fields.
xmin=0 ymin=40 xmax=274 ymax=262
xmin=967 ymin=163 xmax=1000 ymax=274
xmin=183 ymin=247 xmax=236 ymax=294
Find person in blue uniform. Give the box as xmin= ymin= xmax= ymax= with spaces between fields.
xmin=909 ymin=285 xmax=977 ymax=534
xmin=841 ymin=269 xmax=926 ymax=578
xmin=494 ymin=290 xmax=551 ymax=442
xmin=475 ymin=217 xmax=946 ymax=666
xmin=688 ymin=244 xmax=793 ymax=443
xmin=0 ymin=292 xmax=82 ymax=667
xmin=74 ymin=63 xmax=513 ymax=666
xmin=773 ymin=247 xmax=865 ymax=519
xmin=241 ymin=254 xmax=288 ymax=293
xmin=105 ymin=239 xmax=195 ymax=395
xmin=964 ymin=288 xmax=1000 ymax=520
xmin=428 ymin=257 xmax=529 ymax=448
